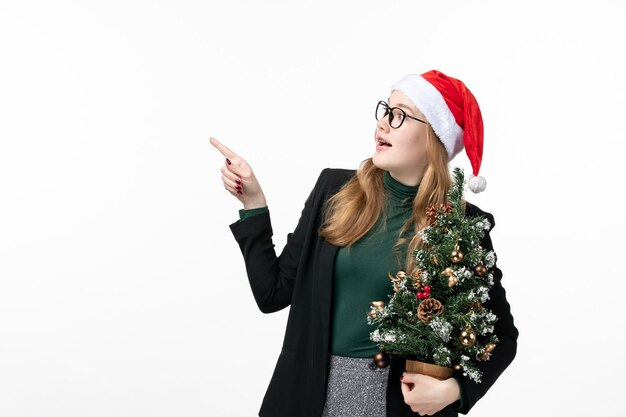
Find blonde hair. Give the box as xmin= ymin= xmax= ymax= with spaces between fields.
xmin=318 ymin=124 xmax=462 ymax=273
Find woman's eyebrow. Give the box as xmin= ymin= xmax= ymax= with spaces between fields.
xmin=387 ymin=99 xmax=415 ymax=115
xmin=389 ymin=103 xmax=413 ymax=114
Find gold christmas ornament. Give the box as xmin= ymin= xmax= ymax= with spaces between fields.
xmin=367 ymin=301 xmax=385 ymax=318
xmin=430 ymin=254 xmax=440 ymax=265
xmin=448 ymin=275 xmax=459 ymax=288
xmin=417 ymin=298 xmax=445 ymax=323
xmin=459 ymin=326 xmax=477 ymax=347
xmin=441 ymin=267 xmax=455 ymax=276
xmin=475 ymin=264 xmax=488 ymax=277
xmin=373 ymin=350 xmax=390 ymax=368
xmin=454 ymin=364 xmax=462 ymax=371
xmin=478 ymin=344 xmax=496 ymax=361
xmin=450 ymin=244 xmax=464 ymax=263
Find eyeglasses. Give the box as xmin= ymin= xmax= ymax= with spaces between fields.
xmin=375 ymin=100 xmax=427 ymax=129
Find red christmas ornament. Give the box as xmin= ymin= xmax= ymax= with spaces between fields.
xmin=416 ymin=285 xmax=432 ymax=299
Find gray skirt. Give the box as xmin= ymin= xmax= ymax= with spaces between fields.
xmin=321 ymin=354 xmax=390 ymax=417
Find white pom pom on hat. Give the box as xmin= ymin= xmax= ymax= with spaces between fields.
xmin=391 ymin=70 xmax=487 ymax=193
xmin=468 ymin=174 xmax=486 ymax=193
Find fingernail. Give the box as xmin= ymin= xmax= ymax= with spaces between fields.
xmin=400 ymin=375 xmax=404 ymax=380
xmin=226 ymin=158 xmax=231 ymax=165
xmin=237 ymin=190 xmax=242 ymax=195
xmin=235 ymin=179 xmax=241 ymax=184
xmin=236 ymin=185 xmax=241 ymax=190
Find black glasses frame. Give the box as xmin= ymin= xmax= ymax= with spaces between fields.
xmin=375 ymin=100 xmax=427 ymax=129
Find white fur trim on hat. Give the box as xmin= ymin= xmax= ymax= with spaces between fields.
xmin=391 ymin=74 xmax=464 ymax=161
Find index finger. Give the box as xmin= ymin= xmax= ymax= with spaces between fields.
xmin=209 ymin=137 xmax=238 ymax=159
xmin=400 ymin=380 xmax=412 ymax=395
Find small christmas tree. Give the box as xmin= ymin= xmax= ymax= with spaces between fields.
xmin=367 ymin=167 xmax=499 ymax=383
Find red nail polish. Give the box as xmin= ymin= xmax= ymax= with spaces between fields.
xmin=226 ymin=158 xmax=231 ymax=165
xmin=400 ymin=375 xmax=404 ymax=380
xmin=237 ymin=191 xmax=242 ymax=195
xmin=235 ymin=179 xmax=241 ymax=184
xmin=236 ymin=185 xmax=241 ymax=190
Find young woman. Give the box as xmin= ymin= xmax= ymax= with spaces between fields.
xmin=211 ymin=70 xmax=518 ymax=416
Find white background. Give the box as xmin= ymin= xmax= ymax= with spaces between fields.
xmin=1 ymin=1 xmax=624 ymax=416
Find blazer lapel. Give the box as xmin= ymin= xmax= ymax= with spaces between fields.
xmin=311 ymin=238 xmax=340 ymax=411
xmin=317 ymin=239 xmax=339 ymax=324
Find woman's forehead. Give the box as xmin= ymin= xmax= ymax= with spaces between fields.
xmin=389 ymin=90 xmax=423 ymax=118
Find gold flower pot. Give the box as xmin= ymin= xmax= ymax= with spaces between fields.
xmin=405 ymin=359 xmax=454 ymax=380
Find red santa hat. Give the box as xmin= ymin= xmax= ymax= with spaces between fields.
xmin=391 ymin=70 xmax=486 ymax=193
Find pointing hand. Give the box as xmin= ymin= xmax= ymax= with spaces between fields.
xmin=209 ymin=137 xmax=267 ymax=210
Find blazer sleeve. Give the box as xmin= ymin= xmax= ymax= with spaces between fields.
xmin=228 ymin=168 xmax=328 ymax=314
xmin=452 ymin=210 xmax=519 ymax=414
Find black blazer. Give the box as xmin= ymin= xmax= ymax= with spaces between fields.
xmin=229 ymin=168 xmax=518 ymax=416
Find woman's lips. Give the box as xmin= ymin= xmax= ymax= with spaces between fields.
xmin=376 ymin=136 xmax=392 ymax=147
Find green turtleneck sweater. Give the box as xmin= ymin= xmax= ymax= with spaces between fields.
xmin=330 ymin=170 xmax=417 ymax=357
xmin=235 ymin=171 xmax=418 ymax=357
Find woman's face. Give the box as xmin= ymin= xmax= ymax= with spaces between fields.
xmin=372 ymin=89 xmax=429 ymax=186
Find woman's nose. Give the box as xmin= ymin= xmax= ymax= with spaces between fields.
xmin=377 ymin=116 xmax=391 ymax=131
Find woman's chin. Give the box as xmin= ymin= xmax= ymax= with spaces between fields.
xmin=371 ymin=155 xmax=387 ymax=171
